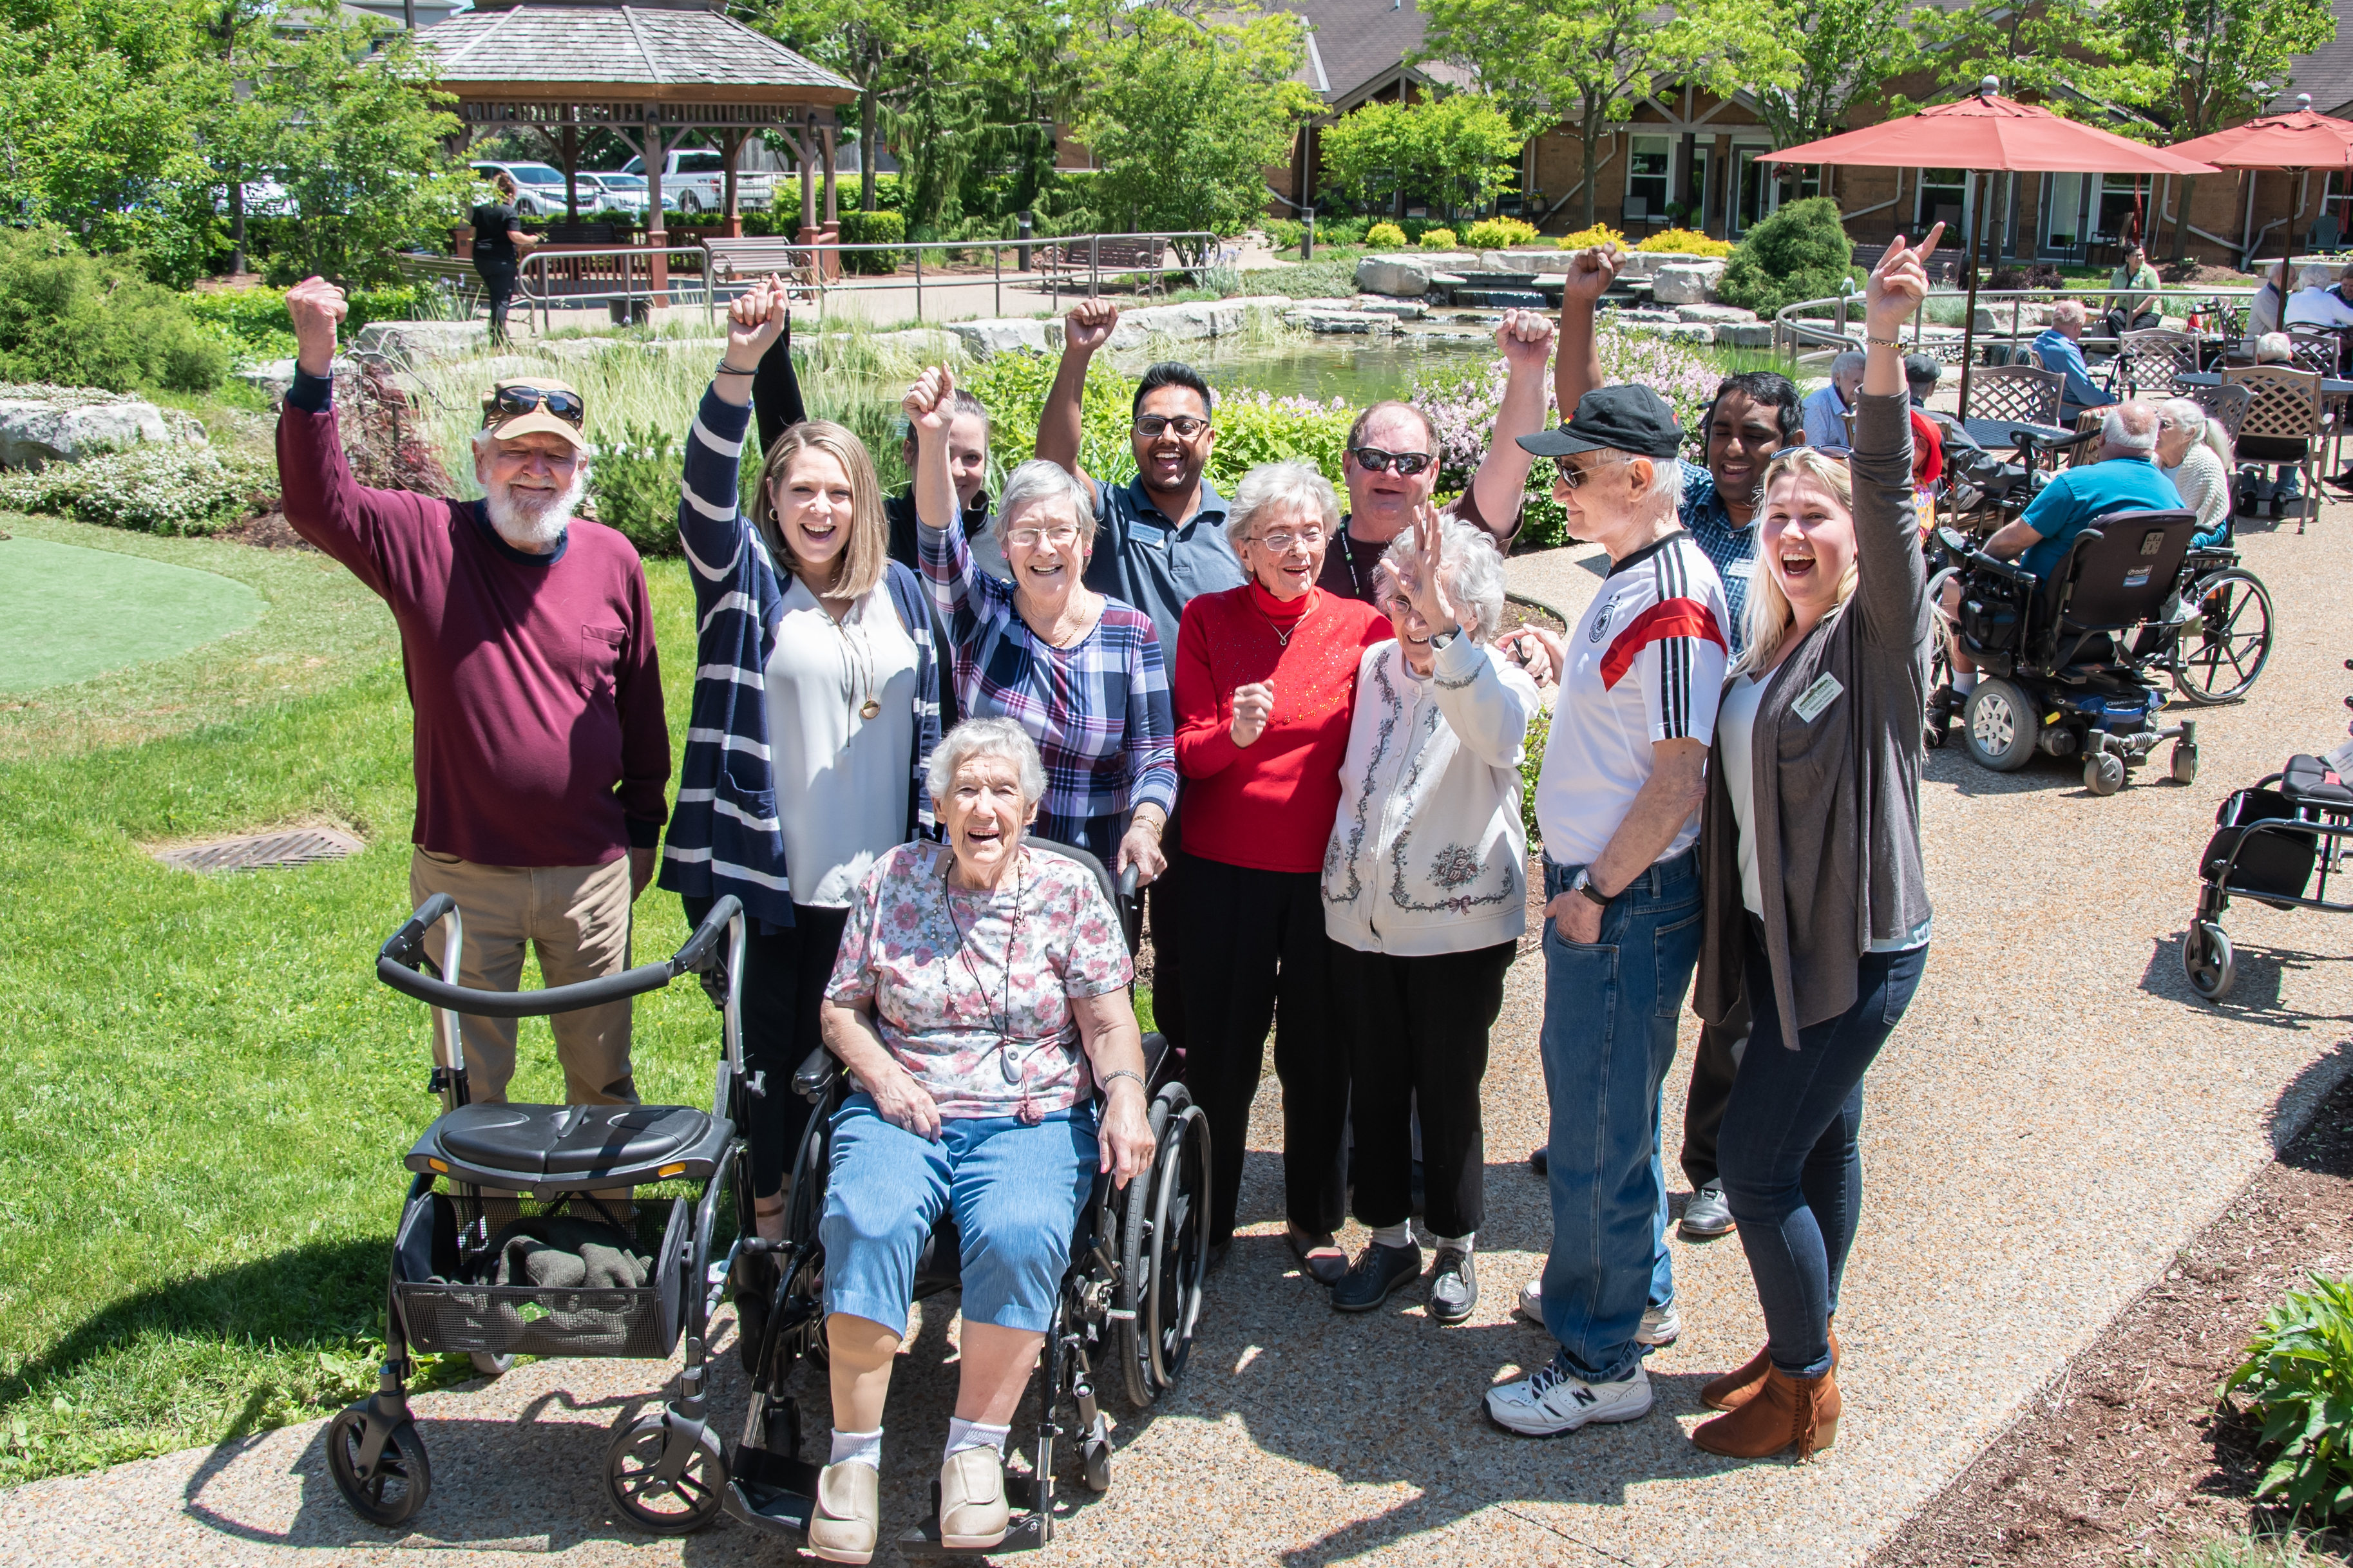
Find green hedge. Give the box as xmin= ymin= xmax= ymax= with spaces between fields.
xmin=837 ymin=210 xmax=905 ymax=274
xmin=1719 ymin=197 xmax=1855 ymax=317
xmin=0 ymin=230 xmax=229 ymax=394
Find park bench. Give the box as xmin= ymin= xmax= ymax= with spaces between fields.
xmin=1038 ymin=235 xmax=1175 ymax=295
xmin=702 ymin=238 xmax=824 ymax=305
xmin=393 ymin=253 xmax=486 ymax=310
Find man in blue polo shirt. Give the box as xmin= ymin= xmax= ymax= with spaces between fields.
xmin=1038 ymin=299 xmax=1250 ymax=1063
xmin=1940 ymin=401 xmax=2179 ymax=703
xmin=2032 ymin=300 xmax=2119 ymax=424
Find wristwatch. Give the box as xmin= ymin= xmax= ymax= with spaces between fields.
xmin=1570 ymin=867 xmax=1612 ymax=907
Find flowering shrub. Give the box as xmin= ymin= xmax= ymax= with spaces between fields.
xmin=1637 ymin=229 xmax=1732 ymax=258
xmin=1366 ymin=222 xmax=1408 ymax=249
xmin=1198 ymin=388 xmax=1353 ymax=490
xmin=1558 ymin=223 xmax=1626 ymax=251
xmin=0 ymin=445 xmax=271 ymax=534
xmin=1464 ymin=217 xmax=1540 ymax=250
xmin=1418 ymin=229 xmax=1457 ymax=250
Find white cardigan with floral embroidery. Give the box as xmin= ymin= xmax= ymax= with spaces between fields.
xmin=1320 ymin=635 xmax=1539 ymax=957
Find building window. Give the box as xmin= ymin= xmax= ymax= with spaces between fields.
xmin=1626 ymin=135 xmax=1670 ymax=220
xmin=1917 ymin=169 xmax=1967 ymax=232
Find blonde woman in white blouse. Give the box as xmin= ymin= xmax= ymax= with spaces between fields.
xmin=2155 ymin=397 xmax=2234 ymax=546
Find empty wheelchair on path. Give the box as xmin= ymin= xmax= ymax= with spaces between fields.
xmin=1927 ymin=509 xmax=2214 ymax=795
xmin=719 ymin=841 xmax=1211 ymax=1558
xmin=329 ymin=893 xmax=751 ymax=1535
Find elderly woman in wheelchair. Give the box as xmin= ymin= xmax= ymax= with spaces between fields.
xmin=805 ymin=715 xmax=1156 ymax=1563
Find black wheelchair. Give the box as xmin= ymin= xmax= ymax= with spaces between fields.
xmin=330 ymin=893 xmax=752 ymax=1533
xmin=718 ymin=840 xmax=1212 ymax=1558
xmin=1926 ymin=508 xmax=2210 ymax=795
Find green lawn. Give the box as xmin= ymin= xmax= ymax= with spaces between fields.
xmin=0 ymin=537 xmax=263 ymax=695
xmin=0 ymin=516 xmax=716 ymax=1483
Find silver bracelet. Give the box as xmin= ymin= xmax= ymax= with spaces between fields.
xmin=1099 ymin=1068 xmax=1147 ymax=1099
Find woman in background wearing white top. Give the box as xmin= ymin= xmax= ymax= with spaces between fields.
xmin=2155 ymin=397 xmax=2234 ymax=546
xmin=1320 ymin=505 xmax=1544 ymax=1325
xmin=1686 ymin=229 xmax=1939 ymax=1462
xmin=673 ymin=278 xmax=950 ymax=1247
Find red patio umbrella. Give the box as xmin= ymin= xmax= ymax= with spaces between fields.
xmin=1764 ymin=77 xmax=2220 ymax=419
xmin=2168 ymin=94 xmax=2353 ymax=267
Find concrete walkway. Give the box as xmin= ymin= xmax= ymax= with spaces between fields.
xmin=8 ymin=506 xmax=2352 ymax=1566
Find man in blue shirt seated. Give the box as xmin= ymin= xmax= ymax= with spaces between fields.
xmin=2033 ymin=300 xmax=2119 ymax=424
xmin=1799 ymin=350 xmax=1864 ymax=451
xmin=1936 ymin=402 xmax=2180 ymax=714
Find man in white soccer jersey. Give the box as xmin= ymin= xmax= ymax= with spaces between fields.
xmin=1484 ymin=384 xmax=1729 ymax=1437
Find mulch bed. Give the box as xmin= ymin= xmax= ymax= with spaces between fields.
xmin=1871 ymin=1070 xmax=2353 ymax=1567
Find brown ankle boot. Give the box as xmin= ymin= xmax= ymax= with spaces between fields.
xmin=1701 ymin=1322 xmax=1840 ymax=1412
xmin=1691 ymin=1364 xmax=1840 ymax=1460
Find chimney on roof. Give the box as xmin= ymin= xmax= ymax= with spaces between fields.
xmin=1979 ymin=75 xmax=1999 ymax=100
xmin=2300 ymin=93 xmax=2314 ymax=111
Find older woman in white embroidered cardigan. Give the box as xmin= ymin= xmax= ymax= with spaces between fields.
xmin=1319 ymin=504 xmax=1545 ymax=1325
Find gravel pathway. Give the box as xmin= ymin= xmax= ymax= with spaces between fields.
xmin=8 ymin=504 xmax=2352 ymax=1567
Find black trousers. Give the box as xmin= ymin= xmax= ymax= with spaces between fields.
xmin=681 ymin=895 xmax=848 ymax=1200
xmin=2102 ymin=306 xmax=2160 ymax=341
xmin=1176 ymin=853 xmax=1347 ymax=1244
xmin=1331 ymin=939 xmax=1515 ymax=1240
xmin=1679 ymin=1010 xmax=1749 ymax=1192
xmin=475 ymin=258 xmax=519 ymax=344
xmin=1141 ymin=801 xmax=1190 ymax=1050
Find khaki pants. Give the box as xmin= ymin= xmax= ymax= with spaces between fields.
xmin=408 ymin=851 xmax=638 ymax=1106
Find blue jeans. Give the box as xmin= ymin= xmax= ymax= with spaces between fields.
xmin=821 ymin=1094 xmax=1097 ymax=1336
xmin=1538 ymin=849 xmax=1704 ymax=1384
xmin=1717 ymin=929 xmax=1927 ymax=1379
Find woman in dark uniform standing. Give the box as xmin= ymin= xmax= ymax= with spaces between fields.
xmin=470 ymin=172 xmax=537 ymax=346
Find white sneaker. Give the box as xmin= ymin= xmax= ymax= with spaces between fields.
xmin=1518 ymin=1276 xmax=1542 ymax=1324
xmin=1637 ymin=1300 xmax=1681 ymax=1346
xmin=1485 ymin=1360 xmax=1653 ymax=1437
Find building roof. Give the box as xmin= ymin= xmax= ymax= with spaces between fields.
xmin=416 ymin=2 xmax=856 ymax=102
xmin=2274 ymin=0 xmax=2353 ymax=118
xmin=1260 ymin=0 xmax=1472 ymax=110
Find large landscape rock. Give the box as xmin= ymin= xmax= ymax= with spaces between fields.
xmin=1713 ymin=323 xmax=1776 ymax=348
xmin=350 ymin=320 xmax=490 ymax=367
xmin=1357 ymin=254 xmax=1435 ymax=296
xmin=237 ymin=356 xmax=363 ymax=404
xmin=946 ymin=317 xmax=1063 ymax=359
xmin=1282 ymin=308 xmax=1397 ymax=335
xmin=1480 ymin=249 xmax=1576 ymax=274
xmin=1353 ymin=296 xmax=1427 ymax=319
xmin=1673 ymin=303 xmax=1758 ymax=325
xmin=0 ymin=386 xmax=197 ymax=469
xmin=1650 ymin=261 xmax=1728 ymax=305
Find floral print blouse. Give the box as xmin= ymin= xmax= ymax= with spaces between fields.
xmin=826 ymin=842 xmax=1134 ymax=1120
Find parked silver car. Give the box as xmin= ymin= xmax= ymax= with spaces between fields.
xmin=469 ymin=160 xmax=575 ymax=218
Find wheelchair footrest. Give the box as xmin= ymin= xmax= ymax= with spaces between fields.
xmin=897 ymin=1476 xmax=1049 ymax=1558
xmin=721 ymin=1443 xmax=821 ymax=1538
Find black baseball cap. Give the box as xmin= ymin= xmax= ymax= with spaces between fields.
xmin=1517 ymin=384 xmax=1684 ymax=460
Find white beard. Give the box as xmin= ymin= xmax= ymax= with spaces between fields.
xmin=484 ymin=464 xmax=588 ymax=551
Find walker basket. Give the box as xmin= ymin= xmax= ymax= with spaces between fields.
xmin=2200 ymin=787 xmax=2318 ymax=904
xmin=390 ymin=1187 xmax=689 ymax=1361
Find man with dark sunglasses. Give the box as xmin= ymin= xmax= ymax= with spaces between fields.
xmin=276 ymin=274 xmax=671 ymax=1115
xmin=1318 ymin=308 xmax=1555 ymax=613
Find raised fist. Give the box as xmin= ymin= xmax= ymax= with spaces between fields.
xmin=287 ymin=276 xmax=348 ymax=376
xmin=1559 ymin=244 xmax=1622 ymax=307
xmin=1064 ymin=297 xmax=1119 ymax=355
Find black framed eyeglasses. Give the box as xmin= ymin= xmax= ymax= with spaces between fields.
xmin=482 ymin=384 xmax=586 ymax=428
xmin=1552 ymin=453 xmax=1627 ymax=489
xmin=1133 ymin=414 xmax=1210 ymax=438
xmin=1349 ymin=445 xmax=1435 ymax=476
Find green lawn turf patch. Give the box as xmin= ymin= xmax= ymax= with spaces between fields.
xmin=0 ymin=538 xmax=265 ymax=695
xmin=0 ymin=550 xmax=712 ymax=1482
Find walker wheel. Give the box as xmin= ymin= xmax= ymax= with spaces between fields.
xmin=326 ymin=1403 xmax=431 ymax=1527
xmin=469 ymin=1352 xmax=513 ymax=1379
xmin=603 ymin=1412 xmax=727 ymax=1535
xmin=2181 ymin=920 xmax=2236 ymax=1001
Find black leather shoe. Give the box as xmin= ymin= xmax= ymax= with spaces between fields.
xmin=1331 ymin=1241 xmax=1422 ymax=1311
xmin=1428 ymin=1247 xmax=1478 ymax=1325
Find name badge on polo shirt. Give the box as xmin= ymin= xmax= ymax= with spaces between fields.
xmin=1791 ymin=672 xmax=1843 ymax=724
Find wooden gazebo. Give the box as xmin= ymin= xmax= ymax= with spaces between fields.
xmin=416 ymin=0 xmax=855 ymax=243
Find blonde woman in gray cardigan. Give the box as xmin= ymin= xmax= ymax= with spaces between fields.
xmin=1686 ymin=227 xmax=1941 ymax=1462
xmin=1321 ymin=503 xmax=1545 ymax=1324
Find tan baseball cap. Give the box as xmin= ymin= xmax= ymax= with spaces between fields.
xmin=479 ymin=375 xmax=589 ymax=453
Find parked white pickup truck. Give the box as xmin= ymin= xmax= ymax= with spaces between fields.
xmin=618 ymin=149 xmax=774 ymax=215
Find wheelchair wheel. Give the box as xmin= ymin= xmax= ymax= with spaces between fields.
xmin=326 ymin=1403 xmax=431 ymax=1527
xmin=1119 ymin=1086 xmax=1210 ymax=1409
xmin=468 ymin=1351 xmax=513 ymax=1378
xmin=2181 ymin=920 xmax=2236 ymax=1001
xmin=2083 ymin=753 xmax=2125 ymax=795
xmin=2170 ymin=742 xmax=2199 ymax=786
xmin=603 ymin=1411 xmax=727 ymax=1535
xmin=1961 ymin=678 xmax=2039 ymax=771
xmin=2169 ymin=569 xmax=2274 ymax=706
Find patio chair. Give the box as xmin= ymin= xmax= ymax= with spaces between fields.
xmin=2120 ymin=327 xmax=2200 ymax=399
xmin=1967 ymin=363 xmax=2064 ymax=435
xmin=2225 ymin=364 xmax=2325 ymax=533
xmin=2307 ymin=213 xmax=2346 ymax=254
xmin=2287 ymin=326 xmax=2341 ymax=377
xmin=2184 ymin=381 xmax=2253 ymax=444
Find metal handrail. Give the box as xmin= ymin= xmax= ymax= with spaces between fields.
xmin=515 ymin=243 xmax=718 ymax=333
xmin=1771 ymin=284 xmax=2264 ymax=367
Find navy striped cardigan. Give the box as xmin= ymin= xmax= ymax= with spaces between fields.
xmin=658 ymin=386 xmax=946 ymax=930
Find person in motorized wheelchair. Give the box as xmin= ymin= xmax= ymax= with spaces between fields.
xmin=1929 ymin=401 xmax=2203 ymax=791
xmin=794 ymin=716 xmax=1158 ymax=1563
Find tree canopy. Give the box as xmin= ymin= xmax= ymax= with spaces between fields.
xmin=1317 ymin=93 xmax=1525 ymax=222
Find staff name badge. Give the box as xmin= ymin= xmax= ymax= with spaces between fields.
xmin=1792 ymin=672 xmax=1844 ymax=724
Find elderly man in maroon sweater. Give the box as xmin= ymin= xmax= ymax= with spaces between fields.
xmin=277 ymin=275 xmax=671 ymax=1107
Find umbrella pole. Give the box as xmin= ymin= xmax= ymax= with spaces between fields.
xmin=1959 ymin=171 xmax=1984 ymax=420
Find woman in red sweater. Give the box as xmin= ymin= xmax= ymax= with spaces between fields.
xmin=1173 ymin=459 xmax=1389 ymax=1276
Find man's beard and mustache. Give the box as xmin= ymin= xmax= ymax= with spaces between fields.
xmin=484 ymin=462 xmax=589 ymax=550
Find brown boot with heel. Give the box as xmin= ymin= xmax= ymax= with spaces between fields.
xmin=1691 ymin=1364 xmax=1840 ymax=1460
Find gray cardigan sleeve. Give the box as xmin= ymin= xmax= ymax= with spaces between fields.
xmin=1847 ymin=393 xmax=1931 ymax=655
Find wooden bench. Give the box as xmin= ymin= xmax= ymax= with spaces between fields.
xmin=1039 ymin=236 xmax=1173 ymax=294
xmin=703 ymin=238 xmax=823 ymax=304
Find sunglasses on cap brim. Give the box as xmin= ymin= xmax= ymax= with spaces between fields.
xmin=482 ymin=384 xmax=586 ymax=428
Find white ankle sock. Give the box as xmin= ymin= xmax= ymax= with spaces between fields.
xmin=1952 ymin=671 xmax=1977 ymax=694
xmin=1371 ymin=1221 xmax=1415 ymax=1250
xmin=828 ymin=1427 xmax=882 ymax=1470
xmin=944 ymin=1417 xmax=1010 ymax=1461
xmin=1433 ymin=1231 xmax=1475 ymax=1254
